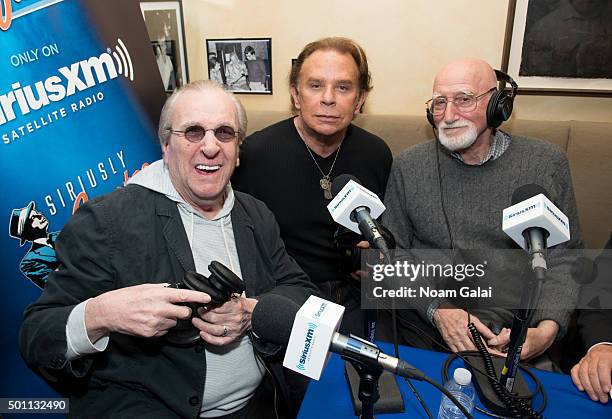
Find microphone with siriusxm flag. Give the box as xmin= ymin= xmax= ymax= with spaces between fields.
xmin=502 ymin=183 xmax=570 ymax=279
xmin=327 ymin=173 xmax=397 ymax=342
xmin=325 ymin=176 xmax=407 ymax=415
xmin=251 ymin=293 xmax=424 ymax=381
xmin=252 ymin=294 xmax=475 ymax=419
xmin=499 ymin=184 xmax=570 ymax=392
xmin=327 ymin=174 xmax=390 ymax=256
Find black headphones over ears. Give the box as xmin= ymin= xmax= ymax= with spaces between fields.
xmin=426 ymin=69 xmax=518 ymax=129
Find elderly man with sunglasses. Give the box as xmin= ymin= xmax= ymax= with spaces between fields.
xmin=20 ymin=80 xmax=317 ymax=418
xmin=381 ymin=58 xmax=582 ymax=367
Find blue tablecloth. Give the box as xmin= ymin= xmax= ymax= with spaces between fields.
xmin=299 ymin=342 xmax=612 ymax=418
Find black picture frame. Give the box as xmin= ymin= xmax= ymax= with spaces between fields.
xmin=206 ymin=38 xmax=273 ymax=95
xmin=140 ymin=0 xmax=189 ymax=92
xmin=501 ymin=0 xmax=612 ymax=97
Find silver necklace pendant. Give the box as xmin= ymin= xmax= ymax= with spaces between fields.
xmin=296 ymin=120 xmax=343 ymax=201
xmin=320 ymin=176 xmax=332 ymax=200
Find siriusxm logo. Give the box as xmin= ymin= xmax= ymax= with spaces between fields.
xmin=296 ymin=322 xmax=317 ymax=371
xmin=504 ymin=202 xmax=540 ymax=221
xmin=330 ymin=185 xmax=354 ymax=212
xmin=544 ymin=203 xmax=567 ymax=228
xmin=0 ymin=38 xmax=133 ymax=126
xmin=314 ymin=303 xmax=327 ymax=318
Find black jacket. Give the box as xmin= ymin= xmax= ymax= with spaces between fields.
xmin=19 ymin=185 xmax=317 ymax=418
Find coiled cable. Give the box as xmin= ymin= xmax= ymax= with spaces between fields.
xmin=467 ymin=322 xmax=543 ymax=418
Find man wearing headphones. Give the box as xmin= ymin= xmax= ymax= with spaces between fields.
xmin=382 ymin=58 xmax=582 ymax=363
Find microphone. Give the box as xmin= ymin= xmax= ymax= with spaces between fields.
xmin=251 ymin=293 xmax=425 ymax=381
xmin=502 ymin=183 xmax=570 ymax=274
xmin=327 ymin=174 xmax=389 ymax=255
xmin=498 ymin=184 xmax=570 ymax=393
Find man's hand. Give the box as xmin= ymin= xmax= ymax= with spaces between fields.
xmin=85 ymin=284 xmax=211 ymax=342
xmin=487 ymin=320 xmax=559 ymax=361
xmin=520 ymin=320 xmax=559 ymax=360
xmin=571 ymin=345 xmax=612 ymax=403
xmin=349 ymin=240 xmax=371 ymax=281
xmin=192 ymin=296 xmax=258 ymax=346
xmin=433 ymin=304 xmax=496 ymax=353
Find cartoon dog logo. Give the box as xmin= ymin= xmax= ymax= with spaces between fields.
xmin=9 ymin=201 xmax=60 ymax=289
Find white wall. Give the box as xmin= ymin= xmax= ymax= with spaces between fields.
xmin=182 ymin=0 xmax=612 ymax=123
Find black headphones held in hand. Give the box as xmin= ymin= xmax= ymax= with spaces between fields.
xmin=165 ymin=261 xmax=245 ymax=345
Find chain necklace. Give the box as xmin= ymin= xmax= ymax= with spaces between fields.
xmin=296 ymin=121 xmax=343 ymax=200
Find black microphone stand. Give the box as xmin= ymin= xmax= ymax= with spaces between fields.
xmin=498 ymin=271 xmax=542 ymax=392
xmin=499 ymin=228 xmax=547 ymax=392
xmin=343 ymin=352 xmax=383 ymax=419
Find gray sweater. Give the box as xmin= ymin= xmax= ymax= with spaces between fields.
xmin=382 ymin=135 xmax=582 ymax=334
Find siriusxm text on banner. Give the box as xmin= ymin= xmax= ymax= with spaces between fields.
xmin=1 ymin=0 xmax=162 ymax=403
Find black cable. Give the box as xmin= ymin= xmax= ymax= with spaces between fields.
xmin=252 ymin=348 xmax=280 ymax=419
xmin=441 ymin=352 xmax=547 ymax=418
xmin=435 ymin=138 xmax=456 ymax=251
xmin=404 ymin=377 xmax=434 ymax=419
xmin=392 ymin=314 xmax=547 ymax=417
xmin=387 ymin=252 xmax=433 ymax=419
xmin=467 ymin=322 xmax=543 ymax=418
xmin=465 ymin=310 xmax=542 ymax=417
xmin=394 ymin=312 xmax=509 ymax=384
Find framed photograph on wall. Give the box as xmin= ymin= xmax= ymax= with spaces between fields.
xmin=206 ymin=38 xmax=272 ymax=94
xmin=501 ymin=0 xmax=612 ymax=96
xmin=140 ymin=1 xmax=189 ymax=92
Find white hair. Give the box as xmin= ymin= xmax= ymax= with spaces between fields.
xmin=157 ymin=80 xmax=247 ymax=147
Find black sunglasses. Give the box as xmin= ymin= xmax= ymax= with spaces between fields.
xmin=168 ymin=125 xmax=239 ymax=143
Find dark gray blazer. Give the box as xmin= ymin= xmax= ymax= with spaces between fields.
xmin=20 ymin=184 xmax=317 ymax=418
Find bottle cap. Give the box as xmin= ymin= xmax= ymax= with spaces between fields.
xmin=453 ymin=368 xmax=472 ymax=386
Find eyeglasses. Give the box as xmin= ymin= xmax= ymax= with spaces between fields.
xmin=167 ymin=125 xmax=239 ymax=143
xmin=426 ymin=87 xmax=496 ymax=116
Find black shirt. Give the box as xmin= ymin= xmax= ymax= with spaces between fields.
xmin=232 ymin=117 xmax=392 ymax=286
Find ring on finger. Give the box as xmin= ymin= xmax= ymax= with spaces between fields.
xmin=221 ymin=325 xmax=228 ymax=337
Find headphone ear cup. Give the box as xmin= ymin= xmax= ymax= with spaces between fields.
xmin=498 ymin=94 xmax=514 ymax=124
xmin=486 ymin=90 xmax=503 ymax=128
xmin=487 ymin=70 xmax=516 ymax=128
xmin=208 ymin=261 xmax=245 ymax=296
xmin=165 ymin=263 xmax=245 ymax=345
xmin=183 ymin=271 xmax=228 ymax=304
xmin=426 ymin=107 xmax=435 ymax=128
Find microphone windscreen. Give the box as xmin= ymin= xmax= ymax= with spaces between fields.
xmin=331 ymin=174 xmax=361 ymax=197
xmin=511 ymin=184 xmax=549 ymax=205
xmin=251 ymin=293 xmax=301 ymax=346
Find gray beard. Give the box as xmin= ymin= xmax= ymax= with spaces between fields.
xmin=438 ymin=122 xmax=478 ymax=151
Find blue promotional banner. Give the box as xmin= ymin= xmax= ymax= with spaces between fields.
xmin=0 ymin=0 xmax=163 ymax=404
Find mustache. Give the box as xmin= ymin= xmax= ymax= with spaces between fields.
xmin=439 ymin=120 xmax=471 ymax=129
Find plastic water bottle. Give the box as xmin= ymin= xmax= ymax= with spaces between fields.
xmin=438 ymin=368 xmax=475 ymax=419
